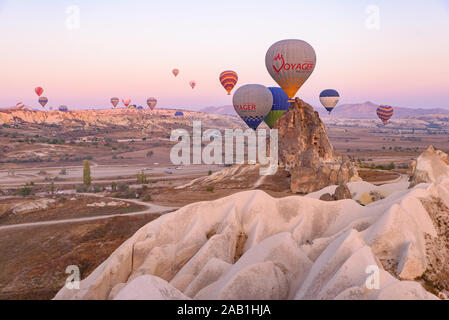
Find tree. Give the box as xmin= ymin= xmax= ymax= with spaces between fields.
xmin=83 ymin=160 xmax=91 ymax=186
xmin=111 ymin=182 xmax=117 ymax=192
xmin=50 ymin=182 xmax=55 ymax=194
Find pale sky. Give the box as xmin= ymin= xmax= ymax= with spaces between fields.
xmin=0 ymin=0 xmax=448 ymax=110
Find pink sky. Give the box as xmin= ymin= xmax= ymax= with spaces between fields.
xmin=0 ymin=0 xmax=448 ymax=110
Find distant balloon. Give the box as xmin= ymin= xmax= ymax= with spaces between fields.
xmin=189 ymin=81 xmax=196 ymax=89
xmin=38 ymin=97 xmax=48 ymax=108
xmin=172 ymin=69 xmax=179 ymax=77
xmin=319 ymin=89 xmax=340 ymax=114
xmin=147 ymin=97 xmax=157 ymax=110
xmin=233 ymin=84 xmax=273 ymax=130
xmin=128 ymin=104 xmax=136 ymax=109
xmin=376 ymin=105 xmax=393 ymax=125
xmin=265 ymin=39 xmax=316 ymax=99
xmin=219 ymin=70 xmax=238 ymax=95
xmin=122 ymin=98 xmax=131 ymax=107
xmin=137 ymin=105 xmax=144 ymax=110
xmin=59 ymin=105 xmax=68 ymax=112
xmin=264 ymin=87 xmax=290 ymax=129
xmin=110 ymin=97 xmax=119 ymax=108
xmin=35 ymin=87 xmax=44 ymax=97
xmin=175 ymin=111 xmax=184 ymax=117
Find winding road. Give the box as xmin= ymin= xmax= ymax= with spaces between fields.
xmin=0 ymin=195 xmax=178 ymax=231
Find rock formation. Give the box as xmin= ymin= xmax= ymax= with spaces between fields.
xmin=54 ymin=147 xmax=449 ymax=300
xmin=409 ymin=145 xmax=449 ymax=188
xmin=179 ymin=98 xmax=360 ymax=194
xmin=275 ymin=98 xmax=359 ymax=193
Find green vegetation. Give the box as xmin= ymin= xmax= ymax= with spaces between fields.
xmin=83 ymin=160 xmax=91 ymax=186
xmin=206 ymin=186 xmax=214 ymax=192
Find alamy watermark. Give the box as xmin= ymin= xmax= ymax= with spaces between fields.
xmin=65 ymin=265 xmax=80 ymax=290
xmin=66 ymin=5 xmax=81 ymax=30
xmin=365 ymin=5 xmax=380 ymax=30
xmin=169 ymin=121 xmax=278 ymax=175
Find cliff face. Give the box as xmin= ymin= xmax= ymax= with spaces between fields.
xmin=275 ymin=98 xmax=360 ymax=194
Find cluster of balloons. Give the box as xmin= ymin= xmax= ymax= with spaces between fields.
xmin=172 ymin=68 xmax=197 ymax=90
xmin=230 ymin=39 xmax=394 ymax=130
xmin=35 ymin=87 xmax=48 ymax=108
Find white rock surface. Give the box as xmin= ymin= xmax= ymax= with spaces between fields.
xmin=54 ymin=149 xmax=449 ymax=300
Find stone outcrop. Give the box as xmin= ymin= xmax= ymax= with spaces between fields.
xmin=409 ymin=145 xmax=449 ymax=188
xmin=274 ymin=98 xmax=360 ymax=194
xmin=179 ymin=98 xmax=360 ymax=194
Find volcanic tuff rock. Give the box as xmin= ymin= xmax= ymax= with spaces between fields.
xmin=54 ymin=146 xmax=449 ymax=300
xmin=409 ymin=145 xmax=449 ymax=188
xmin=179 ymin=99 xmax=360 ymax=194
xmin=274 ymin=98 xmax=360 ymax=194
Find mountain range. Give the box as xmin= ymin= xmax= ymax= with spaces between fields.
xmin=200 ymin=102 xmax=449 ymax=119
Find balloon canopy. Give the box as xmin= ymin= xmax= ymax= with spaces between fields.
xmin=38 ymin=97 xmax=48 ymax=108
xmin=175 ymin=111 xmax=184 ymax=116
xmin=233 ymin=84 xmax=273 ymax=130
xmin=122 ymin=98 xmax=131 ymax=107
xmin=265 ymin=39 xmax=316 ymax=99
xmin=110 ymin=97 xmax=119 ymax=108
xmin=189 ymin=81 xmax=196 ymax=89
xmin=219 ymin=70 xmax=238 ymax=95
xmin=59 ymin=105 xmax=68 ymax=112
xmin=147 ymin=97 xmax=157 ymax=110
xmin=35 ymin=87 xmax=44 ymax=97
xmin=264 ymin=87 xmax=290 ymax=129
xmin=172 ymin=69 xmax=179 ymax=77
xmin=319 ymin=89 xmax=340 ymax=114
xmin=376 ymin=105 xmax=393 ymax=124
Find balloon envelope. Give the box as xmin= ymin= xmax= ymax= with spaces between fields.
xmin=189 ymin=81 xmax=196 ymax=89
xmin=35 ymin=87 xmax=44 ymax=96
xmin=38 ymin=97 xmax=48 ymax=108
xmin=147 ymin=97 xmax=157 ymax=110
xmin=122 ymin=98 xmax=131 ymax=107
xmin=175 ymin=111 xmax=184 ymax=116
xmin=233 ymin=84 xmax=273 ymax=130
xmin=264 ymin=87 xmax=290 ymax=129
xmin=59 ymin=105 xmax=68 ymax=112
xmin=219 ymin=71 xmax=238 ymax=95
xmin=265 ymin=39 xmax=316 ymax=99
xmin=172 ymin=69 xmax=179 ymax=77
xmin=110 ymin=97 xmax=119 ymax=108
xmin=376 ymin=105 xmax=393 ymax=124
xmin=319 ymin=89 xmax=340 ymax=114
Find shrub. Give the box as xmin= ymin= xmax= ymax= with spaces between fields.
xmin=143 ymin=195 xmax=152 ymax=201
xmin=206 ymin=186 xmax=214 ymax=192
xmin=208 ymin=170 xmax=212 ymax=176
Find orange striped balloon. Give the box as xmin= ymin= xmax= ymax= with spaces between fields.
xmin=219 ymin=70 xmax=238 ymax=95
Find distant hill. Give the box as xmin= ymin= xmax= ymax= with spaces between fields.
xmin=199 ymin=105 xmax=236 ymax=116
xmin=201 ymin=102 xmax=449 ymax=119
xmin=317 ymin=101 xmax=449 ymax=119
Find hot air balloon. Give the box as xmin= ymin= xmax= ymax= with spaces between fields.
xmin=376 ymin=105 xmax=393 ymax=125
xmin=265 ymin=39 xmax=316 ymax=100
xmin=175 ymin=111 xmax=184 ymax=117
xmin=189 ymin=81 xmax=196 ymax=89
xmin=263 ymin=87 xmax=290 ymax=129
xmin=233 ymin=84 xmax=273 ymax=130
xmin=137 ymin=105 xmax=144 ymax=110
xmin=319 ymin=89 xmax=340 ymax=114
xmin=122 ymin=98 xmax=131 ymax=107
xmin=59 ymin=105 xmax=68 ymax=112
xmin=38 ymin=97 xmax=48 ymax=108
xmin=172 ymin=69 xmax=179 ymax=77
xmin=128 ymin=104 xmax=136 ymax=109
xmin=147 ymin=97 xmax=157 ymax=110
xmin=35 ymin=87 xmax=44 ymax=97
xmin=219 ymin=70 xmax=238 ymax=95
xmin=110 ymin=97 xmax=119 ymax=108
